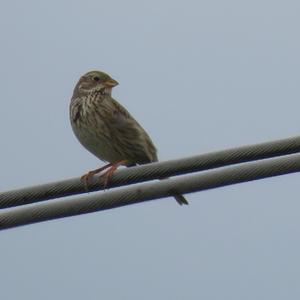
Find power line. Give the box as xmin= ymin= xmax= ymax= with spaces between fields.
xmin=1 ymin=135 xmax=300 ymax=209
xmin=0 ymin=153 xmax=300 ymax=230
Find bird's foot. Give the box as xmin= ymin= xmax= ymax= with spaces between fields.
xmin=100 ymin=160 xmax=128 ymax=189
xmin=81 ymin=163 xmax=112 ymax=190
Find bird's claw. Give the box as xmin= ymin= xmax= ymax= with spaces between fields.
xmin=100 ymin=165 xmax=118 ymax=189
xmin=81 ymin=171 xmax=97 ymax=191
xmin=81 ymin=160 xmax=127 ymax=191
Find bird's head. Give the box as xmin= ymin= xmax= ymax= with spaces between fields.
xmin=72 ymin=70 xmax=119 ymax=98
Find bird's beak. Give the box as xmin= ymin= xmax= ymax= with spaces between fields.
xmin=104 ymin=79 xmax=119 ymax=88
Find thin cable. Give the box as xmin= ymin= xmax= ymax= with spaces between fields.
xmin=1 ymin=135 xmax=300 ymax=209
xmin=0 ymin=153 xmax=300 ymax=230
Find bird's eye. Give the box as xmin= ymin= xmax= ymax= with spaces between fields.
xmin=93 ymin=76 xmax=100 ymax=82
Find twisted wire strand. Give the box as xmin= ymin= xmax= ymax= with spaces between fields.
xmin=1 ymin=135 xmax=300 ymax=209
xmin=1 ymin=153 xmax=300 ymax=230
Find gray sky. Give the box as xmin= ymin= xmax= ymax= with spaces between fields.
xmin=1 ymin=0 xmax=300 ymax=299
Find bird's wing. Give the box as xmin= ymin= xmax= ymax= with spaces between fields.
xmin=105 ymin=97 xmax=158 ymax=164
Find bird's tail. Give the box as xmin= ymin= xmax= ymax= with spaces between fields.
xmin=159 ymin=177 xmax=189 ymax=205
xmin=173 ymin=194 xmax=189 ymax=205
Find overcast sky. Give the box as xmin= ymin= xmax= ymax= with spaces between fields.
xmin=1 ymin=0 xmax=300 ymax=299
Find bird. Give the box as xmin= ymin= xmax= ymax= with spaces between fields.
xmin=69 ymin=70 xmax=188 ymax=205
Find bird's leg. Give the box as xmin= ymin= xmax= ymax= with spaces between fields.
xmin=101 ymin=160 xmax=128 ymax=188
xmin=81 ymin=163 xmax=113 ymax=189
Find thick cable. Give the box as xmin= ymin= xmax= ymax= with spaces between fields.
xmin=0 ymin=153 xmax=300 ymax=230
xmin=1 ymin=135 xmax=300 ymax=209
